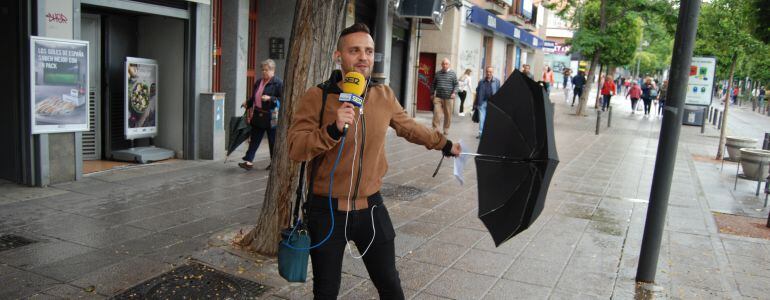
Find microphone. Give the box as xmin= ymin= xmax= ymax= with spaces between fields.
xmin=339 ymin=72 xmax=366 ymax=135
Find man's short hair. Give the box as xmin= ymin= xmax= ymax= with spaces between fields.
xmin=337 ymin=23 xmax=371 ymax=50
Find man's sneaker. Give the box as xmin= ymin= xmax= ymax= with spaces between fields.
xmin=238 ymin=162 xmax=253 ymax=170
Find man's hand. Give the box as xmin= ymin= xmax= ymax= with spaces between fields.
xmin=261 ymin=95 xmax=270 ymax=101
xmin=336 ymin=102 xmax=355 ymax=132
xmin=450 ymin=142 xmax=461 ymax=157
xmin=450 ymin=93 xmax=456 ymax=99
xmin=241 ymin=101 xmax=247 ymax=108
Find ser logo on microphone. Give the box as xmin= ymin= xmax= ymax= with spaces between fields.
xmin=344 ymin=76 xmax=361 ymax=85
xmin=339 ymin=72 xmax=366 ymax=108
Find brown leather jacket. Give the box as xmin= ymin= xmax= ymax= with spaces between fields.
xmin=288 ymin=82 xmax=447 ymax=203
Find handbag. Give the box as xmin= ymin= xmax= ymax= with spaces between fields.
xmin=278 ymin=85 xmax=330 ymax=283
xmin=278 ymin=161 xmax=311 ymax=282
xmin=472 ymin=107 xmax=480 ymax=123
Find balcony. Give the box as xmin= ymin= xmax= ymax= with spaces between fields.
xmin=503 ymin=14 xmax=536 ymax=32
xmin=479 ymin=0 xmax=507 ymax=15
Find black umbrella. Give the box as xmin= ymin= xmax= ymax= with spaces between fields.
xmin=225 ymin=112 xmax=252 ymax=162
xmin=472 ymin=69 xmax=559 ymax=246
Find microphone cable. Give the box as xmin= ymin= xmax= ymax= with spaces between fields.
xmin=344 ymin=78 xmax=377 ymax=259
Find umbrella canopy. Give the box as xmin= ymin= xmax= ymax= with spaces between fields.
xmin=475 ymin=69 xmax=559 ymax=246
xmin=226 ymin=113 xmax=252 ymax=159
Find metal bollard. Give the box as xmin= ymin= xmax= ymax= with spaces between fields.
xmin=717 ymin=111 xmax=724 ymax=129
xmin=607 ymin=106 xmax=612 ymax=128
xmin=763 ymin=133 xmax=770 ymax=150
xmin=701 ymin=107 xmax=707 ymax=134
xmin=595 ymin=110 xmax=601 ymax=135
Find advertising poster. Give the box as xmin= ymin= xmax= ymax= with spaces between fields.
xmin=685 ymin=56 xmax=716 ymax=106
xmin=30 ymin=36 xmax=89 ymax=134
xmin=125 ymin=57 xmax=158 ymax=140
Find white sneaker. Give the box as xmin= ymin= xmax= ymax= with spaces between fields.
xmin=458 ymin=112 xmax=465 ymax=117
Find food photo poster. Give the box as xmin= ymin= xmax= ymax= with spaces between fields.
xmin=30 ymin=36 xmax=89 ymax=134
xmin=124 ymin=57 xmax=158 ymax=140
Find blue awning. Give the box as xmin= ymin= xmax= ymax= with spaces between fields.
xmin=467 ymin=6 xmax=542 ymax=49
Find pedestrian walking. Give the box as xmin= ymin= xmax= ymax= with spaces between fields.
xmin=657 ymin=80 xmax=668 ymax=116
xmin=626 ymin=81 xmax=642 ymax=114
xmin=521 ymin=64 xmax=534 ymax=80
xmin=239 ymin=59 xmax=282 ymax=171
xmin=731 ymin=86 xmax=740 ymax=104
xmin=563 ymin=68 xmax=573 ymax=104
xmin=758 ymin=86 xmax=766 ymax=110
xmin=542 ymin=66 xmax=554 ymax=95
xmin=600 ymin=75 xmax=616 ymax=111
xmin=287 ymin=23 xmax=461 ymax=299
xmin=430 ymin=58 xmax=459 ymax=135
xmin=474 ymin=66 xmax=501 ymax=139
xmin=623 ymin=77 xmax=631 ymax=95
xmin=571 ymin=71 xmax=587 ymax=106
xmin=457 ymin=69 xmax=472 ymax=117
xmin=640 ymin=77 xmax=657 ymax=116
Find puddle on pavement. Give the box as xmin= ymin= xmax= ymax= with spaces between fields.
xmin=380 ymin=183 xmax=424 ymax=202
xmin=590 ymin=221 xmax=625 ymax=236
xmin=0 ymin=234 xmax=36 ymax=252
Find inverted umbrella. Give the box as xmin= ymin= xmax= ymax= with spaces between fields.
xmin=225 ymin=112 xmax=252 ymax=162
xmin=470 ymin=69 xmax=559 ymax=246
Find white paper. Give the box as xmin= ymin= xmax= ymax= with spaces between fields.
xmin=454 ymin=140 xmax=469 ymax=185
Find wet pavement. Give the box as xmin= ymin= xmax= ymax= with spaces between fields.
xmin=0 ymin=89 xmax=769 ymax=299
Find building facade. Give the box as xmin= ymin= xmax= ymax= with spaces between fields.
xmin=415 ymin=0 xmax=549 ymax=113
xmin=4 ymin=0 xmax=425 ymax=186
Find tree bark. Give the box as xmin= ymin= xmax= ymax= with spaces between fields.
xmin=576 ymin=0 xmax=607 ymax=116
xmin=716 ymin=53 xmax=738 ymax=160
xmin=235 ymin=0 xmax=348 ymax=256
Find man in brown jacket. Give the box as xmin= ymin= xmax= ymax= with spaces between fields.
xmin=288 ymin=23 xmax=461 ymax=299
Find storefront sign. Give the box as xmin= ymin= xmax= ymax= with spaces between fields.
xmin=30 ymin=36 xmax=89 ymax=134
xmin=125 ymin=57 xmax=159 ymax=140
xmin=269 ymin=38 xmax=285 ymax=60
xmin=467 ymin=6 xmax=542 ymax=49
xmin=685 ymin=57 xmax=716 ymax=106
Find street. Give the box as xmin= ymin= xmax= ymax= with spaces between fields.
xmin=1 ymin=88 xmax=768 ymax=299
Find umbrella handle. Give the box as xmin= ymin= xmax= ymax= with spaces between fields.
xmin=431 ymin=155 xmax=444 ymax=178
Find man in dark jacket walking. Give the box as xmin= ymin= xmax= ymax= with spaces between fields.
xmin=571 ymin=71 xmax=587 ymax=106
xmin=430 ymin=58 xmax=459 ymax=135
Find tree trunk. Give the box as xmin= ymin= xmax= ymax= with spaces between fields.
xmin=716 ymin=53 xmax=738 ymax=160
xmin=235 ymin=0 xmax=348 ymax=256
xmin=576 ymin=0 xmax=607 ymax=116
xmin=594 ymin=64 xmax=604 ymax=108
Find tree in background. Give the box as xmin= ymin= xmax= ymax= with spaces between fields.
xmin=234 ymin=0 xmax=348 ymax=255
xmin=694 ymin=0 xmax=766 ymax=159
xmin=548 ymin=0 xmax=668 ymax=116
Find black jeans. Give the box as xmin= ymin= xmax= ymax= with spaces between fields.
xmin=602 ymin=94 xmax=612 ymax=111
xmin=572 ymin=87 xmax=583 ymax=105
xmin=305 ymin=193 xmax=404 ymax=300
xmin=458 ymin=90 xmax=467 ymax=113
xmin=642 ymin=97 xmax=652 ymax=115
xmin=242 ymin=127 xmax=275 ymax=162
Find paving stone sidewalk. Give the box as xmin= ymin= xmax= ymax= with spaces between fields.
xmin=0 ymin=89 xmax=769 ymax=299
